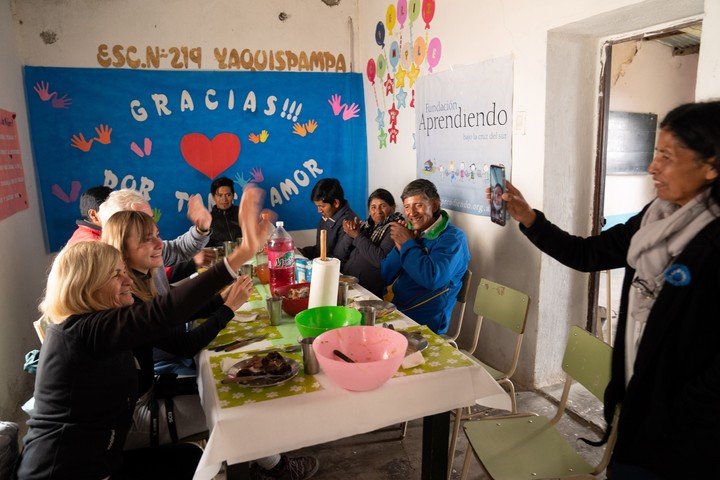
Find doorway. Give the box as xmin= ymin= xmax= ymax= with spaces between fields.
xmin=592 ymin=22 xmax=702 ymax=345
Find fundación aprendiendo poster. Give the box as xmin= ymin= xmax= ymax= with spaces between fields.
xmin=415 ymin=56 xmax=513 ymax=216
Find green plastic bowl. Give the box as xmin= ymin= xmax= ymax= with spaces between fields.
xmin=295 ymin=306 xmax=362 ymax=339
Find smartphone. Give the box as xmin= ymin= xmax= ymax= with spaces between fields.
xmin=489 ymin=165 xmax=507 ymax=226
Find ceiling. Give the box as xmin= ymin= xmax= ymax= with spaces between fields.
xmin=648 ymin=24 xmax=702 ymax=56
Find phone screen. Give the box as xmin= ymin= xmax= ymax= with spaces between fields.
xmin=489 ymin=165 xmax=507 ymax=226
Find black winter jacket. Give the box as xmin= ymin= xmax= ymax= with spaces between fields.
xmin=522 ymin=208 xmax=720 ymax=478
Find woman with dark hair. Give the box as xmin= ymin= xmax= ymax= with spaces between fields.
xmin=335 ymin=188 xmax=403 ymax=297
xmin=497 ymin=100 xmax=720 ymax=479
xmin=299 ymin=178 xmax=357 ymax=259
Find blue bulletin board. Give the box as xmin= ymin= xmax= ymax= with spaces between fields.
xmin=24 ymin=67 xmax=368 ymax=252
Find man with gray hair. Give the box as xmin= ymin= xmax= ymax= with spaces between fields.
xmin=381 ymin=179 xmax=470 ymax=334
xmin=98 ymin=188 xmax=213 ymax=295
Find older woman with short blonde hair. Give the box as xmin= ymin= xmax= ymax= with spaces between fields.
xmin=17 ymin=186 xmax=266 ymax=480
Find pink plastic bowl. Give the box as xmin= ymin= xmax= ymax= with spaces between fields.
xmin=312 ymin=326 xmax=408 ymax=391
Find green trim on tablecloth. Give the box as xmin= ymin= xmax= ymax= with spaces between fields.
xmin=394 ymin=325 xmax=474 ymax=377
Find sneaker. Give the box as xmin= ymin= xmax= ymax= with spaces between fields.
xmin=251 ymin=455 xmax=320 ymax=480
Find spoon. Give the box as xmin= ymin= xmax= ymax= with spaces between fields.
xmin=333 ymin=349 xmax=355 ymax=363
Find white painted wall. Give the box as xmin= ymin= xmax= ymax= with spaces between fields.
xmin=0 ymin=0 xmax=48 ymax=421
xmin=604 ymin=40 xmax=698 ymax=218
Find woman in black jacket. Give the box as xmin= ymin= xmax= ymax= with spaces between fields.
xmin=16 ymin=186 xmax=267 ymax=480
xmin=499 ymin=101 xmax=720 ymax=479
xmin=335 ymin=188 xmax=403 ymax=297
xmin=102 ymin=210 xmax=254 ymax=448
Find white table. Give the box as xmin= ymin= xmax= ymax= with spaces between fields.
xmin=193 ymin=285 xmax=510 ymax=480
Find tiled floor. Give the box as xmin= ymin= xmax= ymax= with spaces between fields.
xmin=213 ymin=386 xmax=607 ymax=479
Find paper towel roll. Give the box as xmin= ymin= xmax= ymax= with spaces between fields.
xmin=308 ymin=257 xmax=340 ymax=308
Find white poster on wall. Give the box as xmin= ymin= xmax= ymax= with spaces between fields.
xmin=415 ymin=56 xmax=513 ymax=216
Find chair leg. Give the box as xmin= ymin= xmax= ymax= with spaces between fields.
xmin=398 ymin=421 xmax=408 ymax=440
xmin=447 ymin=408 xmax=463 ymax=479
xmin=459 ymin=442 xmax=474 ymax=480
xmin=508 ymin=381 xmax=517 ymax=413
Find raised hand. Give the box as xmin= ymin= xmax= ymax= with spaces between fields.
xmin=250 ymin=167 xmax=264 ymax=183
xmin=497 ymin=181 xmax=536 ymax=228
xmin=389 ymin=222 xmax=414 ymax=250
xmin=342 ymin=103 xmax=360 ymax=120
xmin=70 ymin=133 xmax=93 ymax=152
xmin=193 ymin=249 xmax=216 ymax=268
xmin=292 ymin=123 xmax=307 ymax=137
xmin=328 ymin=94 xmax=343 ymax=116
xmin=94 ymin=124 xmax=112 ymax=144
xmin=259 ymin=130 xmax=269 ymax=142
xmin=223 ymin=275 xmax=255 ymax=311
xmin=305 ymin=120 xmax=318 ymax=133
xmin=227 ymin=185 xmax=268 ymax=270
xmin=33 ymin=82 xmax=52 ymax=101
xmin=52 ymin=94 xmax=72 ymax=109
xmin=186 ymin=194 xmax=212 ymax=231
xmin=342 ymin=217 xmax=361 ymax=238
xmin=248 ymin=133 xmax=260 ymax=144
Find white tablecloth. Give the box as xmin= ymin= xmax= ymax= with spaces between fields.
xmin=193 ymin=286 xmax=510 ymax=480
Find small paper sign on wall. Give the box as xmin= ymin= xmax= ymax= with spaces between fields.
xmin=0 ymin=109 xmax=29 ymax=221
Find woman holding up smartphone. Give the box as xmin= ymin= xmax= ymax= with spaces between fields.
xmin=490 ymin=101 xmax=720 ymax=479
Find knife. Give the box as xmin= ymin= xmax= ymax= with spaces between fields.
xmin=212 ymin=335 xmax=266 ymax=352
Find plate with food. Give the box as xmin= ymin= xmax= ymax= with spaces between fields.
xmin=350 ymin=299 xmax=396 ymax=318
xmin=223 ymin=352 xmax=300 ymax=387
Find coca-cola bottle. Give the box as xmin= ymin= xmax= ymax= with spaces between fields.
xmin=267 ymin=221 xmax=295 ymax=293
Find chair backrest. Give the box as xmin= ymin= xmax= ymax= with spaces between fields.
xmin=562 ymin=325 xmax=612 ymax=402
xmin=473 ymin=278 xmax=530 ymax=334
xmin=444 ymin=269 xmax=473 ymax=342
xmin=33 ymin=316 xmax=49 ymax=344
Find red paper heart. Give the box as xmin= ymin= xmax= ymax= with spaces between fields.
xmin=180 ymin=133 xmax=241 ymax=179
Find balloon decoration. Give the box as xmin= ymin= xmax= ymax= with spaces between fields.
xmin=396 ymin=0 xmax=408 ymax=28
xmin=375 ymin=21 xmax=386 ymax=48
xmin=388 ymin=41 xmax=400 ymax=72
xmin=365 ymin=0 xmax=443 ymax=147
xmin=409 ymin=0 xmax=421 ymax=24
xmin=422 ymin=0 xmax=435 ymax=29
xmin=400 ymin=42 xmax=411 ymax=70
xmin=413 ymin=36 xmax=426 ymax=66
xmin=366 ymin=58 xmax=376 ymax=85
xmin=426 ymin=37 xmax=442 ymax=72
xmin=377 ymin=54 xmax=388 ymax=79
xmin=385 ymin=4 xmax=397 ymax=36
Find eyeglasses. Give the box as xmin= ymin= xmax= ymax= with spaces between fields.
xmin=631 ymin=277 xmax=657 ymax=300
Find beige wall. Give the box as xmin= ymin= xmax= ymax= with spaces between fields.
xmin=0 ymin=0 xmax=47 ymax=421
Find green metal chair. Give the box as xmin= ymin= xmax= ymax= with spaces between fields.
xmin=470 ymin=278 xmax=531 ymax=411
xmin=459 ymin=326 xmax=617 ymax=480
xmin=441 ymin=269 xmax=473 ymax=349
xmin=448 ymin=278 xmax=530 ymax=478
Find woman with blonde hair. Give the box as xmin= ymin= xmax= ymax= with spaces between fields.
xmin=101 ymin=209 xmax=253 ymax=449
xmin=16 ymin=187 xmax=265 ymax=480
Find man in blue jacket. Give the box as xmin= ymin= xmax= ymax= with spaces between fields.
xmin=381 ymin=179 xmax=470 ymax=334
